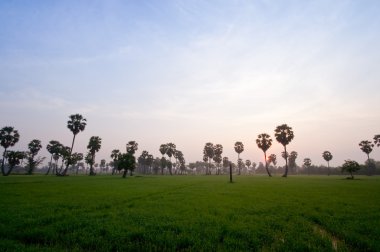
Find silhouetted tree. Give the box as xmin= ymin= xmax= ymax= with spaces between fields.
xmin=288 ymin=151 xmax=298 ymax=174
xmin=342 ymin=160 xmax=360 ymax=179
xmin=87 ymin=136 xmax=102 ymax=176
xmin=4 ymin=151 xmax=25 ymax=176
xmin=322 ymin=151 xmax=333 ymax=175
xmin=274 ymin=124 xmax=294 ymax=177
xmin=234 ymin=141 xmax=244 ymax=175
xmin=63 ymin=114 xmax=86 ymax=175
xmin=245 ymin=159 xmax=251 ymax=172
xmin=213 ymin=144 xmax=223 ymax=175
xmin=166 ymin=143 xmax=176 ymax=175
xmin=268 ymin=154 xmax=277 ymax=166
xmin=303 ymin=158 xmax=312 ymax=175
xmin=117 ymin=153 xmax=136 ymax=178
xmin=126 ymin=141 xmax=138 ymax=155
xmin=203 ymin=142 xmax=214 ymax=175
xmin=359 ymin=140 xmax=375 ymax=175
xmin=26 ymin=139 xmax=43 ymax=175
xmin=374 ymin=135 xmax=380 ymax=147
xmin=256 ymin=134 xmax=272 ymax=177
xmin=110 ymin=149 xmax=120 ymax=175
xmin=0 ymin=126 xmax=20 ymax=176
xmin=46 ymin=140 xmax=62 ymax=175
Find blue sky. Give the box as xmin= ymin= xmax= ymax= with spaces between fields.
xmin=1 ymin=0 xmax=379 ymax=167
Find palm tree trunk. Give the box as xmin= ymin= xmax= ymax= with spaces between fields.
xmin=122 ymin=169 xmax=127 ymax=178
xmin=264 ymin=152 xmax=272 ymax=177
xmin=367 ymin=154 xmax=371 ymax=176
xmin=327 ymin=161 xmax=330 ymax=176
xmin=1 ymin=149 xmax=7 ymax=176
xmin=282 ymin=145 xmax=288 ymax=177
xmin=238 ymin=154 xmax=241 ymax=175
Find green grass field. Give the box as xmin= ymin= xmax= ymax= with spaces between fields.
xmin=0 ymin=175 xmax=379 ymax=251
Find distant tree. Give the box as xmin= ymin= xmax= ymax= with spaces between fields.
xmin=359 ymin=140 xmax=375 ymax=175
xmin=61 ymin=114 xmax=86 ymax=175
xmin=256 ymin=134 xmax=272 ymax=177
xmin=46 ymin=140 xmax=62 ymax=175
xmin=374 ymin=135 xmax=380 ymax=147
xmin=0 ymin=126 xmax=20 ymax=176
xmin=160 ymin=157 xmax=167 ymax=175
xmin=213 ymin=144 xmax=223 ymax=175
xmin=126 ymin=141 xmax=138 ymax=155
xmin=303 ymin=158 xmax=312 ymax=175
xmin=234 ymin=141 xmax=244 ymax=175
xmin=245 ymin=159 xmax=251 ymax=171
xmin=288 ymin=151 xmax=298 ymax=174
xmin=71 ymin=152 xmax=83 ymax=174
xmin=251 ymin=162 xmax=257 ymax=174
xmin=146 ymin=154 xmax=154 ymax=174
xmin=274 ymin=124 xmax=294 ymax=177
xmin=268 ymin=154 xmax=277 ymax=166
xmin=322 ymin=151 xmax=333 ymax=175
xmin=87 ymin=136 xmax=102 ymax=176
xmin=117 ymin=153 xmax=136 ymax=178
xmin=26 ymin=139 xmax=43 ymax=175
xmin=100 ymin=159 xmax=106 ymax=173
xmin=203 ymin=142 xmax=214 ymax=175
xmin=222 ymin=157 xmax=229 ymax=173
xmin=166 ymin=143 xmax=176 ymax=175
xmin=341 ymin=160 xmax=360 ymax=179
xmin=4 ymin=151 xmax=25 ymax=176
xmin=110 ymin=149 xmax=120 ymax=175
xmin=85 ymin=152 xmax=94 ymax=172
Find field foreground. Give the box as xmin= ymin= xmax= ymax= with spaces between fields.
xmin=0 ymin=175 xmax=379 ymax=251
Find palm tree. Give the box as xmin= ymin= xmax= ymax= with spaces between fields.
xmin=3 ymin=151 xmax=25 ymax=176
xmin=289 ymin=151 xmax=298 ymax=174
xmin=203 ymin=143 xmax=214 ymax=175
xmin=166 ymin=143 xmax=176 ymax=175
xmin=110 ymin=149 xmax=120 ymax=175
xmin=62 ymin=114 xmax=86 ymax=175
xmin=322 ymin=151 xmax=333 ymax=175
xmin=359 ymin=140 xmax=374 ymax=175
xmin=234 ymin=141 xmax=244 ymax=175
xmin=274 ymin=124 xmax=294 ymax=177
xmin=26 ymin=139 xmax=43 ymax=175
xmin=374 ymin=135 xmax=380 ymax=147
xmin=268 ymin=154 xmax=277 ymax=167
xmin=126 ymin=141 xmax=138 ymax=155
xmin=46 ymin=140 xmax=62 ymax=175
xmin=0 ymin=126 xmax=20 ymax=176
xmin=87 ymin=136 xmax=102 ymax=175
xmin=303 ymin=158 xmax=312 ymax=175
xmin=256 ymin=134 xmax=272 ymax=177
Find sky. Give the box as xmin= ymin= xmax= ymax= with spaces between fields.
xmin=1 ymin=0 xmax=380 ymax=168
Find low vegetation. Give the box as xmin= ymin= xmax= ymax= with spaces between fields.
xmin=0 ymin=175 xmax=379 ymax=251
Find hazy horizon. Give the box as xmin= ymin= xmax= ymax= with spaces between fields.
xmin=1 ymin=1 xmax=379 ymax=168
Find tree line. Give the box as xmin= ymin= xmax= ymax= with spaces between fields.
xmin=1 ymin=114 xmax=379 ymax=179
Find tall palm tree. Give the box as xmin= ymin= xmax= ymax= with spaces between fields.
xmin=67 ymin=114 xmax=87 ymax=153
xmin=374 ymin=135 xmax=380 ymax=147
xmin=0 ymin=126 xmax=20 ymax=176
xmin=63 ymin=114 xmax=86 ymax=175
xmin=289 ymin=151 xmax=298 ymax=174
xmin=256 ymin=133 xmax=272 ymax=177
xmin=166 ymin=143 xmax=176 ymax=175
xmin=303 ymin=158 xmax=312 ymax=175
xmin=26 ymin=139 xmax=42 ymax=175
xmin=322 ymin=151 xmax=333 ymax=175
xmin=203 ymin=142 xmax=214 ymax=175
xmin=126 ymin=141 xmax=138 ymax=154
xmin=3 ymin=151 xmax=25 ymax=176
xmin=110 ymin=149 xmax=120 ymax=175
xmin=359 ymin=140 xmax=374 ymax=175
xmin=274 ymin=124 xmax=294 ymax=177
xmin=213 ymin=144 xmax=223 ymax=175
xmin=87 ymin=136 xmax=102 ymax=175
xmin=46 ymin=140 xmax=62 ymax=175
xmin=234 ymin=141 xmax=244 ymax=175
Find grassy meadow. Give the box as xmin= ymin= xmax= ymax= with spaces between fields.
xmin=0 ymin=175 xmax=379 ymax=251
